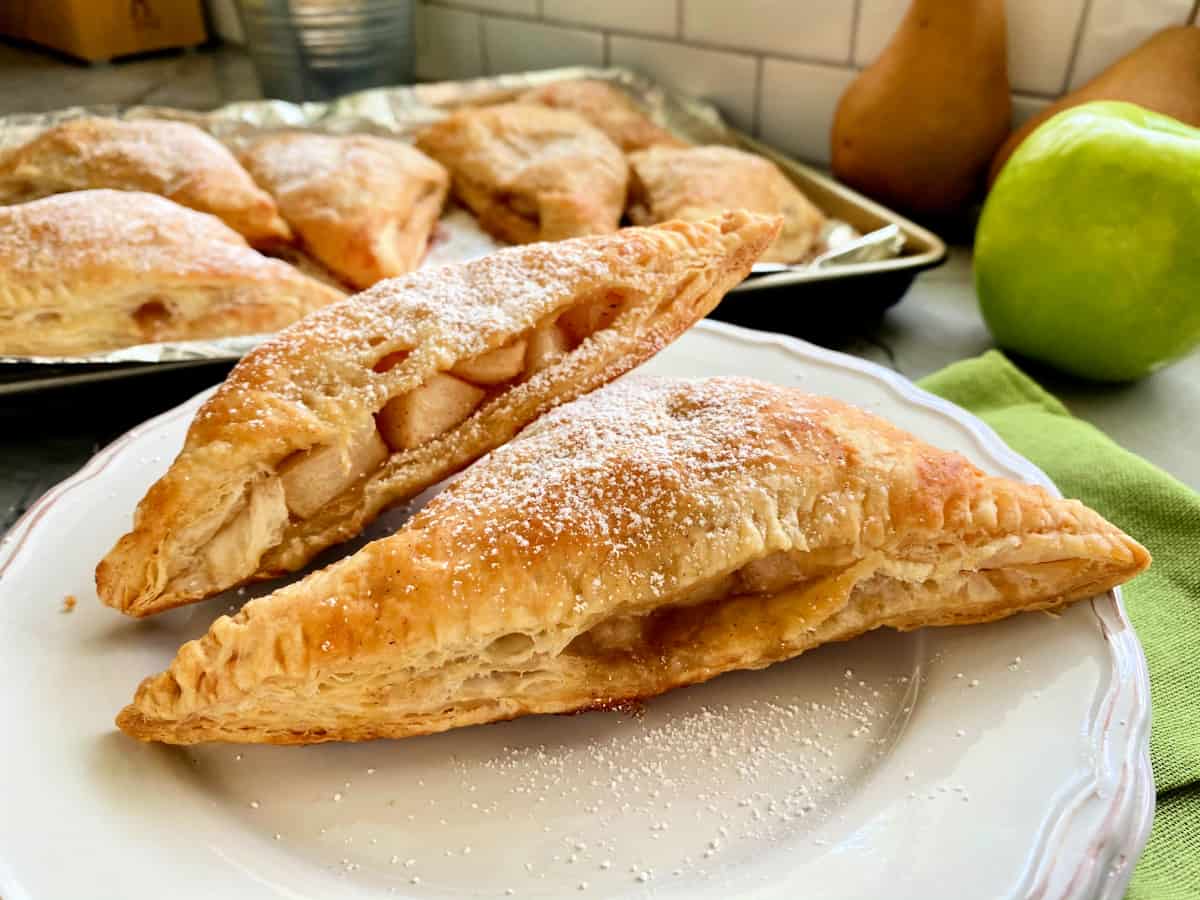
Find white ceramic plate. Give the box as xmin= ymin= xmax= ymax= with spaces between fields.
xmin=0 ymin=321 xmax=1151 ymax=900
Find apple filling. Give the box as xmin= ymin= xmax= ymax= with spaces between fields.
xmin=272 ymin=289 xmax=632 ymax=524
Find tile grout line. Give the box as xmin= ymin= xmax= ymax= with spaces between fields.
xmin=477 ymin=12 xmax=490 ymax=76
xmin=1059 ymin=0 xmax=1095 ymax=94
xmin=433 ymin=0 xmax=539 ymax=22
xmin=676 ymin=0 xmax=684 ymax=40
xmin=847 ymin=0 xmax=862 ymax=65
xmin=602 ymin=32 xmax=611 ymax=67
xmin=508 ymin=12 xmax=859 ymax=70
xmin=751 ymin=55 xmax=764 ymax=137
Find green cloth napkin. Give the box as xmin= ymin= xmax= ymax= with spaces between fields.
xmin=918 ymin=351 xmax=1200 ymax=899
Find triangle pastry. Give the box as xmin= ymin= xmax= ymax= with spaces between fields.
xmin=117 ymin=376 xmax=1149 ymax=744
xmin=96 ymin=211 xmax=780 ymax=617
xmin=0 ymin=117 xmax=291 ymax=245
xmin=629 ymin=144 xmax=826 ymax=263
xmin=414 ymin=103 xmax=628 ymax=244
xmin=239 ymin=133 xmax=450 ymax=289
xmin=518 ymin=79 xmax=687 ymax=153
xmin=0 ymin=190 xmax=344 ymax=357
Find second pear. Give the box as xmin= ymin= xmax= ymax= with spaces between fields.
xmin=831 ymin=0 xmax=1011 ymax=220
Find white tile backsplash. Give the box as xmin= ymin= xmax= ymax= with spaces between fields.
xmin=1010 ymin=92 xmax=1051 ymax=129
xmin=852 ymin=0 xmax=908 ymax=67
xmin=416 ymin=4 xmax=484 ymax=82
xmin=683 ymin=0 xmax=854 ymax=63
xmin=410 ymin=0 xmax=1197 ymax=166
xmin=542 ymin=0 xmax=679 ymax=38
xmin=435 ymin=0 xmax=538 ymax=17
xmin=484 ymin=18 xmax=604 ymax=74
xmin=1007 ymin=0 xmax=1089 ymax=94
xmin=759 ymin=59 xmax=856 ymax=165
xmin=609 ymin=35 xmax=759 ymax=132
xmin=1067 ymin=0 xmax=1193 ymax=89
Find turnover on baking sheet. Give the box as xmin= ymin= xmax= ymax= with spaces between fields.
xmin=415 ymin=103 xmax=629 ymax=245
xmin=0 ymin=190 xmax=343 ymax=357
xmin=116 ymin=376 xmax=1149 ymax=745
xmin=239 ymin=133 xmax=450 ymax=290
xmin=0 ymin=117 xmax=291 ymax=246
xmin=517 ymin=79 xmax=687 ymax=153
xmin=628 ymin=144 xmax=827 ymax=263
xmin=96 ymin=211 xmax=781 ymax=617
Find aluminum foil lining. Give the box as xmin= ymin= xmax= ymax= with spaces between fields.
xmin=0 ymin=66 xmax=902 ymax=367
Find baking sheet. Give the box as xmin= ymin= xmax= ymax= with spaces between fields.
xmin=0 ymin=66 xmax=944 ymax=377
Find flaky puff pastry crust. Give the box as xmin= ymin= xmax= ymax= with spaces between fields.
xmin=240 ymin=133 xmax=450 ymax=289
xmin=517 ymin=79 xmax=687 ymax=153
xmin=118 ymin=376 xmax=1150 ymax=745
xmin=415 ymin=103 xmax=628 ymax=244
xmin=629 ymin=144 xmax=827 ymax=263
xmin=0 ymin=190 xmax=344 ymax=356
xmin=97 ymin=211 xmax=780 ymax=618
xmin=0 ymin=117 xmax=291 ymax=245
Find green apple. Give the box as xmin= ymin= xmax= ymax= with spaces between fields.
xmin=976 ymin=101 xmax=1200 ymax=381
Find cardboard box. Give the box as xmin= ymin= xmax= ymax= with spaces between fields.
xmin=1 ymin=0 xmax=208 ymax=63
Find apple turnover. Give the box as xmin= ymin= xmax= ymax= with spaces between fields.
xmin=0 ymin=190 xmax=344 ymax=357
xmin=96 ymin=211 xmax=780 ymax=617
xmin=116 ymin=376 xmax=1149 ymax=744
xmin=239 ymin=133 xmax=450 ymax=289
xmin=518 ymin=79 xmax=687 ymax=153
xmin=0 ymin=117 xmax=291 ymax=245
xmin=414 ymin=103 xmax=628 ymax=244
xmin=629 ymin=144 xmax=827 ymax=263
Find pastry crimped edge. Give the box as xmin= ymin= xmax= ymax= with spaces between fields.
xmin=96 ymin=211 xmax=781 ymax=618
xmin=117 ymin=377 xmax=1150 ymax=745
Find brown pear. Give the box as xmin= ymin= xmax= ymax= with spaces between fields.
xmin=831 ymin=0 xmax=1011 ymax=219
xmin=989 ymin=25 xmax=1200 ymax=183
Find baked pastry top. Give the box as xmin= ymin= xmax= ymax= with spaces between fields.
xmin=629 ymin=144 xmax=827 ymax=263
xmin=0 ymin=117 xmax=291 ymax=246
xmin=239 ymin=133 xmax=450 ymax=290
xmin=96 ymin=211 xmax=780 ymax=617
xmin=0 ymin=190 xmax=343 ymax=357
xmin=415 ymin=103 xmax=628 ymax=244
xmin=116 ymin=375 xmax=1149 ymax=745
xmin=518 ymin=79 xmax=687 ymax=153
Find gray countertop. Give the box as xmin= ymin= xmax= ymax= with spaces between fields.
xmin=1 ymin=41 xmax=1196 ymax=536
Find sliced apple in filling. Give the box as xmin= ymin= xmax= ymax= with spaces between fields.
xmin=376 ymin=373 xmax=488 ymax=451
xmin=450 ymin=337 xmax=527 ymax=384
xmin=278 ymin=422 xmax=389 ymax=519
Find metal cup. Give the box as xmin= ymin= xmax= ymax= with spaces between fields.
xmin=235 ymin=0 xmax=415 ymax=102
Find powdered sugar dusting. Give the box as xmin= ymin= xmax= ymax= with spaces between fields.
xmin=186 ymin=643 xmax=924 ymax=894
xmin=0 ymin=190 xmax=280 ymax=279
xmin=414 ymin=376 xmax=811 ymax=584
